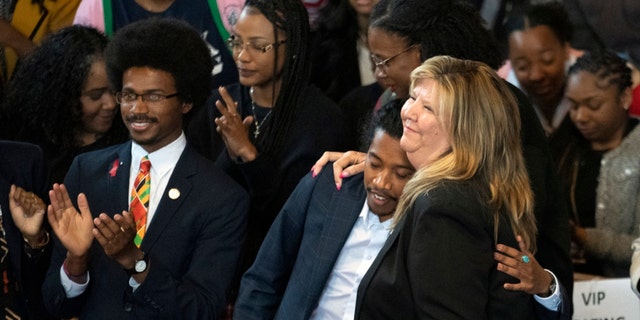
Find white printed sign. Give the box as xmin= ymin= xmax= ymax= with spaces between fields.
xmin=573 ymin=278 xmax=640 ymax=320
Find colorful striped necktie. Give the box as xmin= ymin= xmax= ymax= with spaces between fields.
xmin=130 ymin=156 xmax=151 ymax=247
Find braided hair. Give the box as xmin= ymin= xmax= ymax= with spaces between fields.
xmin=370 ymin=0 xmax=504 ymax=69
xmin=553 ymin=50 xmax=632 ymax=197
xmin=568 ymin=50 xmax=632 ymax=94
xmin=244 ymin=0 xmax=310 ymax=158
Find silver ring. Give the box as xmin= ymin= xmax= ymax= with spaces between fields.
xmin=521 ymin=255 xmax=530 ymax=264
xmin=120 ymin=226 xmax=126 ymax=233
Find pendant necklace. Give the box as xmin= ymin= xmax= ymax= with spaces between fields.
xmin=250 ymin=87 xmax=273 ymax=139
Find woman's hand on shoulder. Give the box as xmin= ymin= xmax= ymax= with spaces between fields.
xmin=311 ymin=151 xmax=366 ymax=190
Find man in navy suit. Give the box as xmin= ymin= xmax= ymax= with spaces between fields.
xmin=234 ymin=100 xmax=415 ymax=319
xmin=41 ymin=18 xmax=248 ymax=319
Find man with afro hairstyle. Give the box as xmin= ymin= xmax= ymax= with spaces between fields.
xmin=41 ymin=18 xmax=248 ymax=319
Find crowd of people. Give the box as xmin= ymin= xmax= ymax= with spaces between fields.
xmin=0 ymin=0 xmax=638 ymax=319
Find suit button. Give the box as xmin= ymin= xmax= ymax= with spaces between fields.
xmin=124 ymin=302 xmax=133 ymax=312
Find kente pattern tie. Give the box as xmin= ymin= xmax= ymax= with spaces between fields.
xmin=130 ymin=156 xmax=151 ymax=247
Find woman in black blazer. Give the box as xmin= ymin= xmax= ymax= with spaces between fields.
xmin=354 ymin=56 xmax=539 ymax=319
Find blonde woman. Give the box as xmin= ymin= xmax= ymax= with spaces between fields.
xmin=348 ymin=55 xmax=539 ymax=319
xmin=309 ymin=56 xmax=538 ymax=318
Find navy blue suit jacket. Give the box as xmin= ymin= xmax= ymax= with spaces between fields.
xmin=0 ymin=141 xmax=51 ymax=319
xmin=42 ymin=141 xmax=249 ymax=319
xmin=234 ymin=167 xmax=366 ymax=319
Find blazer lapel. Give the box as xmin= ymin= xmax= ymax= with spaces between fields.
xmin=300 ymin=175 xmax=366 ymax=319
xmin=320 ymin=176 xmax=366 ymax=258
xmin=108 ymin=143 xmax=132 ymax=215
xmin=354 ymin=212 xmax=405 ymax=317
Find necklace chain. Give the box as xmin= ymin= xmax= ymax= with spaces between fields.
xmin=249 ymin=87 xmax=272 ymax=139
xmin=251 ymin=102 xmax=272 ymax=139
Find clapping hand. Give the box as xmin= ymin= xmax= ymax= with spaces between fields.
xmin=9 ymin=184 xmax=46 ymax=240
xmin=47 ymin=184 xmax=94 ymax=258
xmin=92 ymin=211 xmax=140 ymax=269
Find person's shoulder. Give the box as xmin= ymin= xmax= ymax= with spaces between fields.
xmin=185 ymin=144 xmax=248 ymax=195
xmin=312 ymin=164 xmax=364 ymax=192
xmin=339 ymin=82 xmax=384 ymax=106
xmin=76 ymin=141 xmax=127 ymax=159
xmin=290 ymin=165 xmax=364 ymax=210
xmin=415 ymin=179 xmax=487 ymax=216
xmin=625 ymin=119 xmax=640 ymax=141
xmin=301 ymin=85 xmax=341 ymax=111
xmin=610 ymin=119 xmax=640 ymax=159
xmin=68 ymin=142 xmax=129 ymax=174
xmin=0 ymin=140 xmax=42 ymax=156
xmin=0 ymin=141 xmax=43 ymax=178
xmin=298 ymin=85 xmax=348 ymax=131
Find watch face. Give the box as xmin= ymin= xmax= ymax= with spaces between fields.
xmin=134 ymin=259 xmax=147 ymax=273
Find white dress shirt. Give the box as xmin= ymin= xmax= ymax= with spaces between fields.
xmin=310 ymin=202 xmax=392 ymax=320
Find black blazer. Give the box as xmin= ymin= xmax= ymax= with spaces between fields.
xmin=356 ymin=179 xmax=537 ymax=319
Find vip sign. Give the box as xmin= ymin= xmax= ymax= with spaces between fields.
xmin=573 ymin=278 xmax=640 ymax=320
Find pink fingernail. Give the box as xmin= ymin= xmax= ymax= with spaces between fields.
xmin=336 ymin=183 xmax=341 ymax=191
xmin=340 ymin=172 xmax=349 ymax=178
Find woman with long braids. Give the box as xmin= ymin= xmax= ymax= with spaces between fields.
xmin=187 ymin=0 xmax=349 ymax=307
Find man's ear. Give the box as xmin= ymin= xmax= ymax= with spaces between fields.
xmin=182 ymin=102 xmax=193 ymax=114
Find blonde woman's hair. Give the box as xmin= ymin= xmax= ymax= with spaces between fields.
xmin=394 ymin=56 xmax=537 ymax=252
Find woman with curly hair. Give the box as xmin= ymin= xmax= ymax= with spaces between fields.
xmin=1 ymin=25 xmax=127 ymax=184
